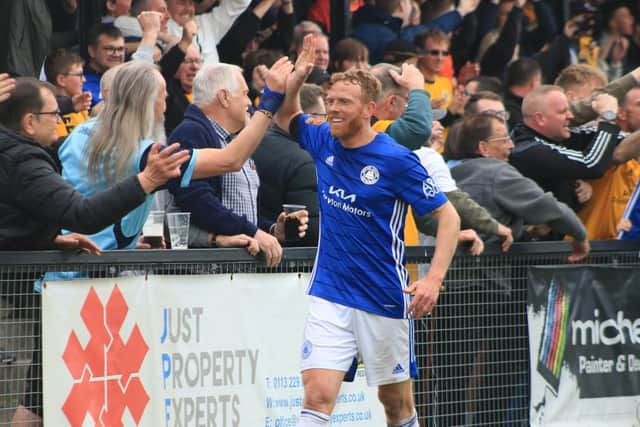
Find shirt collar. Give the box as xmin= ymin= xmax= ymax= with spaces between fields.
xmin=207 ymin=117 xmax=235 ymax=143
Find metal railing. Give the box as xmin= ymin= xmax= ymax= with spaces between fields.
xmin=1 ymin=240 xmax=638 ymax=425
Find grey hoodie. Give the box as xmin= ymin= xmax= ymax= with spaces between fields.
xmin=451 ymin=157 xmax=586 ymax=242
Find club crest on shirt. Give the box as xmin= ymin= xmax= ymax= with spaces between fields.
xmin=360 ymin=165 xmax=379 ymax=185
xmin=423 ymin=177 xmax=440 ymax=198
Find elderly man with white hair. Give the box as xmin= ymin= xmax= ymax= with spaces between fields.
xmin=168 ymin=63 xmax=309 ymax=266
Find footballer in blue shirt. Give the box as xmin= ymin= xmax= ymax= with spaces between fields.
xmin=275 ymin=35 xmax=460 ymax=427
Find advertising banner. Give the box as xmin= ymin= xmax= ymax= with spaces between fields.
xmin=528 ymin=266 xmax=640 ymax=426
xmin=43 ymin=273 xmax=385 ymax=426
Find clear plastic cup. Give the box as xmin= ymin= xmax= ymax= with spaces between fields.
xmin=167 ymin=212 xmax=191 ymax=249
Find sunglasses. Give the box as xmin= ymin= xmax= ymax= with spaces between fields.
xmin=425 ymin=49 xmax=449 ymax=57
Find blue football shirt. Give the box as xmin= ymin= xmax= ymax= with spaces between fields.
xmin=294 ymin=114 xmax=447 ymax=318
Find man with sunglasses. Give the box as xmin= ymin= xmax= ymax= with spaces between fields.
xmin=414 ymin=29 xmax=452 ymax=111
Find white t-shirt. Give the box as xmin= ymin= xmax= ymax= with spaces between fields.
xmin=413 ymin=147 xmax=457 ymax=192
xmin=414 ymin=146 xmax=457 ymax=253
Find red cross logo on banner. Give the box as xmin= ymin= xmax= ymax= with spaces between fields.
xmin=62 ymin=285 xmax=149 ymax=426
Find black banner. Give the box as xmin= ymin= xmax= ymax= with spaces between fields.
xmin=528 ymin=266 xmax=640 ymax=424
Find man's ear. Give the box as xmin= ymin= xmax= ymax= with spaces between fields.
xmin=477 ymin=140 xmax=490 ymax=157
xmin=105 ymin=0 xmax=115 ymax=14
xmin=531 ymin=111 xmax=545 ymax=127
xmin=87 ymin=45 xmax=97 ymax=60
xmin=363 ymin=100 xmax=377 ymax=120
xmin=216 ymin=89 xmax=229 ymax=107
xmin=21 ymin=113 xmax=36 ymax=137
xmin=56 ymin=73 xmax=67 ymax=89
xmin=617 ymin=108 xmax=627 ymax=123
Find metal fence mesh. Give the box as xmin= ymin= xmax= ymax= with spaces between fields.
xmin=0 ymin=244 xmax=638 ymax=425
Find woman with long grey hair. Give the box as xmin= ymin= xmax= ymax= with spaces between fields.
xmin=58 ymin=57 xmax=294 ymax=250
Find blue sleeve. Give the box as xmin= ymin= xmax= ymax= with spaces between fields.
xmin=291 ymin=113 xmax=330 ymax=160
xmin=138 ymin=144 xmax=198 ymax=190
xmin=393 ymin=150 xmax=447 ymax=216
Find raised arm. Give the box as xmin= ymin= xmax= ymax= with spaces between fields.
xmin=274 ymin=34 xmax=316 ymax=132
xmin=386 ymin=63 xmax=432 ymax=150
xmin=191 ymin=57 xmax=293 ymax=178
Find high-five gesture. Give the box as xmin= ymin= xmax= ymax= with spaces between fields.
xmin=265 ymin=56 xmax=294 ymax=93
xmin=290 ymin=34 xmax=317 ymax=88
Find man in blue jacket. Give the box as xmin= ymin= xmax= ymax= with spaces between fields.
xmin=168 ymin=62 xmax=308 ymax=266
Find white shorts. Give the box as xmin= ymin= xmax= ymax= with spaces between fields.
xmin=300 ymin=296 xmax=415 ymax=387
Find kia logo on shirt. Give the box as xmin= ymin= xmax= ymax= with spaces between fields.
xmin=328 ymin=186 xmax=357 ymax=202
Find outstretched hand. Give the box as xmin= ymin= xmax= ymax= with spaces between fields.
xmin=138 ymin=143 xmax=191 ymax=194
xmin=265 ymin=56 xmax=294 ymax=93
xmin=293 ymin=34 xmax=317 ymax=81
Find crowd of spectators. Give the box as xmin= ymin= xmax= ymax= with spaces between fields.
xmin=3 ymin=0 xmax=640 ymax=423
xmin=2 ymin=0 xmax=640 ymax=269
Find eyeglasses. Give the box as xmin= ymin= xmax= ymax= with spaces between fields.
xmin=425 ymin=49 xmax=449 ymax=57
xmin=183 ymin=58 xmax=203 ymax=66
xmin=485 ymin=135 xmax=512 ymax=144
xmin=480 ymin=109 xmax=510 ymax=122
xmin=102 ymin=46 xmax=125 ymax=54
xmin=32 ymin=110 xmax=61 ymax=120
xmin=65 ymin=72 xmax=84 ymax=78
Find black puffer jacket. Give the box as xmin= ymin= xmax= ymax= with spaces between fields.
xmin=253 ymin=125 xmax=319 ymax=246
xmin=0 ymin=126 xmax=147 ymax=250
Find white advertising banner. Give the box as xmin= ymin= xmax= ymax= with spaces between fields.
xmin=43 ymin=273 xmax=386 ymax=426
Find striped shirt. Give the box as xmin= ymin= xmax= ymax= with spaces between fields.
xmin=208 ymin=118 xmax=260 ymax=225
